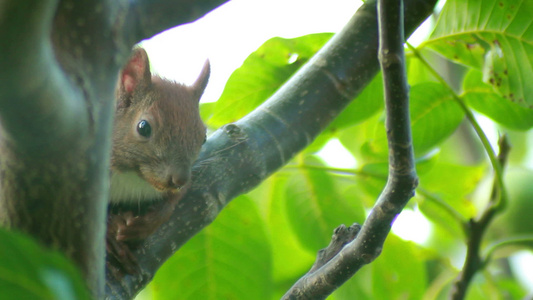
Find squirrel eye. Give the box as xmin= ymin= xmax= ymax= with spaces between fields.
xmin=137 ymin=120 xmax=152 ymax=137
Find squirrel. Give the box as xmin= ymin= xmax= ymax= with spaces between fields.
xmin=106 ymin=48 xmax=209 ymax=271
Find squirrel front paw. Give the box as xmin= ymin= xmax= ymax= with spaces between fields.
xmin=106 ymin=213 xmax=140 ymax=275
xmin=106 ymin=196 xmax=179 ymax=274
xmin=115 ymin=197 xmax=177 ymax=241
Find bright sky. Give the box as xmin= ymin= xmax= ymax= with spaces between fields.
xmin=142 ymin=0 xmax=361 ymax=103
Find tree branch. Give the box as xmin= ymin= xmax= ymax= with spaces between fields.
xmin=121 ymin=0 xmax=229 ymax=48
xmin=0 ymin=0 xmax=107 ymax=295
xmin=104 ymin=0 xmax=436 ymax=298
xmin=0 ymin=0 xmax=87 ymax=148
xmin=450 ymin=136 xmax=510 ymax=300
xmin=282 ymin=0 xmax=418 ymax=297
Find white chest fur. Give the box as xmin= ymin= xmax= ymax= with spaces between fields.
xmin=110 ymin=171 xmax=163 ymax=203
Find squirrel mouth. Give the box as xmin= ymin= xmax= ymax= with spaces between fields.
xmin=151 ymin=183 xmax=181 ymax=193
xmin=137 ymin=168 xmax=188 ymax=194
xmin=167 ymin=186 xmax=182 ymax=194
xmin=149 ymin=180 xmax=185 ymax=194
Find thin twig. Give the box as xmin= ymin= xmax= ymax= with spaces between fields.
xmin=406 ymin=41 xmax=513 ymax=300
xmin=281 ymin=0 xmax=419 ymax=297
xmin=450 ymin=136 xmax=510 ymax=300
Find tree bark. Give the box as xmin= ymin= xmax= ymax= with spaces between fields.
xmin=0 ymin=0 xmax=226 ymax=297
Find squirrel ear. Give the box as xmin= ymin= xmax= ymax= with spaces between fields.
xmin=119 ymin=48 xmax=152 ymax=95
xmin=191 ymin=59 xmax=210 ymax=101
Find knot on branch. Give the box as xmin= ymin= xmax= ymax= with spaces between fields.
xmin=378 ymin=51 xmax=403 ymax=68
xmin=322 ymin=69 xmax=355 ymax=100
xmin=309 ymin=223 xmax=361 ymax=273
xmin=223 ymin=123 xmax=245 ymax=139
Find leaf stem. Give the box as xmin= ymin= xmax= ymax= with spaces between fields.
xmin=407 ymin=43 xmax=515 ymax=300
xmin=287 ymin=163 xmax=468 ymax=235
xmin=406 ymin=42 xmax=507 ymax=211
xmin=450 ymin=136 xmax=510 ymax=300
xmin=483 ymin=235 xmax=533 ymax=264
xmin=285 ymin=163 xmax=388 ymax=180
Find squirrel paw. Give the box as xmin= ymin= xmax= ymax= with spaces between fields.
xmin=116 ymin=198 xmax=177 ymax=241
xmin=106 ymin=197 xmax=178 ymax=274
xmin=106 ymin=213 xmax=140 ymax=275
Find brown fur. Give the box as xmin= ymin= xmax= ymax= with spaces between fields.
xmin=110 ymin=48 xmax=209 ymax=201
xmin=106 ymin=48 xmax=209 ymax=273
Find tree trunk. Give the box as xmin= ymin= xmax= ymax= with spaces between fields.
xmin=0 ymin=0 xmax=227 ymax=296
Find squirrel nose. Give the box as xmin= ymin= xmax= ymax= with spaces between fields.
xmin=166 ymin=171 xmax=190 ymax=190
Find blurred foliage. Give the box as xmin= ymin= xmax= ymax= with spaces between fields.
xmin=151 ymin=196 xmax=272 ymax=299
xmin=0 ymin=229 xmax=90 ymax=300
xmin=147 ymin=0 xmax=533 ymax=299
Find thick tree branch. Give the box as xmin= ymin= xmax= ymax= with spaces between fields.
xmin=450 ymin=136 xmax=510 ymax=300
xmin=104 ymin=0 xmax=436 ymax=298
xmin=121 ymin=0 xmax=228 ymax=47
xmin=0 ymin=0 xmax=86 ymax=148
xmin=0 ymin=0 xmax=107 ymax=295
xmin=282 ymin=0 xmax=418 ymax=297
xmin=0 ymin=0 xmax=226 ymax=297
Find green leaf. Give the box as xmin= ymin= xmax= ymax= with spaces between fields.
xmin=0 ymin=229 xmax=90 ymax=300
xmin=284 ymin=156 xmax=365 ymax=251
xmin=465 ymin=275 xmax=527 ymax=300
xmin=462 ymin=69 xmax=533 ymax=130
xmin=357 ymin=162 xmax=388 ymax=205
xmin=199 ymin=102 xmax=217 ymax=127
xmin=247 ymin=172 xmax=316 ymax=285
xmin=489 ymin=168 xmax=533 ymax=247
xmin=415 ymin=161 xmax=485 ymax=253
xmin=207 ymin=33 xmax=333 ymax=127
xmin=426 ymin=0 xmax=533 ymax=107
xmin=490 ymin=278 xmax=528 ymax=299
xmin=406 ymin=49 xmax=441 ymax=85
xmin=151 ymin=196 xmax=272 ymax=300
xmin=372 ymin=235 xmax=427 ymax=299
xmin=407 ymin=83 xmax=465 ymax=155
xmin=419 ymin=161 xmax=484 ymax=219
xmin=337 ymin=113 xmax=383 ymax=162
xmin=416 ymin=151 xmax=440 ymax=176
xmin=416 ymin=193 xmax=465 ymax=247
xmin=365 ymin=83 xmax=464 ymax=158
xmin=352 ymin=153 xmax=439 ymax=208
xmin=327 ymin=72 xmax=384 ymax=130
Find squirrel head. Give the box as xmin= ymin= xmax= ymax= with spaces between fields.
xmin=111 ymin=48 xmax=209 ymax=196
